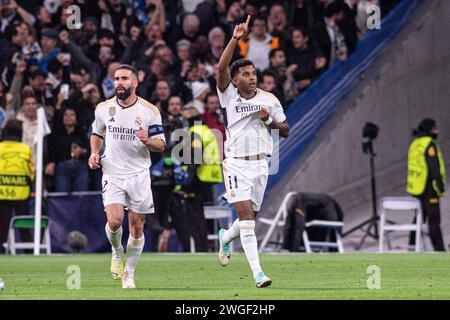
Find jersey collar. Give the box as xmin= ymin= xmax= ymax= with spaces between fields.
xmin=237 ymin=88 xmax=258 ymax=101
xmin=116 ymin=96 xmax=139 ymax=109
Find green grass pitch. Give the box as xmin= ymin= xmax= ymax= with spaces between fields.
xmin=1 ymin=253 xmax=450 ymax=300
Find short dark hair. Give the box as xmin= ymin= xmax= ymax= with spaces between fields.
xmin=324 ymin=2 xmax=345 ymax=18
xmin=115 ymin=64 xmax=139 ymax=78
xmin=260 ymin=69 xmax=276 ymax=81
xmin=98 ymin=28 xmax=114 ymax=40
xmin=206 ymin=92 xmax=218 ymax=102
xmin=29 ymin=69 xmax=46 ymax=79
xmin=62 ymin=106 xmax=78 ymax=120
xmin=414 ymin=118 xmax=436 ymax=136
xmin=230 ymin=59 xmax=256 ymax=79
xmin=47 ymin=58 xmax=63 ymax=74
xmin=2 ymin=119 xmax=23 ymax=141
xmin=291 ymin=26 xmax=308 ymax=38
xmin=5 ymin=24 xmax=20 ymax=41
xmin=269 ymin=48 xmax=284 ymax=60
xmin=156 ymin=78 xmax=169 ymax=86
xmin=250 ymin=14 xmax=266 ymax=27
xmin=22 ymin=94 xmax=37 ymax=103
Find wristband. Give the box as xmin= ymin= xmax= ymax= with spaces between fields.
xmin=264 ymin=116 xmax=273 ymax=126
xmin=233 ymin=36 xmax=241 ymax=41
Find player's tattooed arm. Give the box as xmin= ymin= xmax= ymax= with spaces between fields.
xmin=259 ymin=108 xmax=290 ymax=138
xmin=217 ymin=15 xmax=251 ymax=92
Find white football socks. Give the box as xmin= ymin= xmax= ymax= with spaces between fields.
xmin=239 ymin=220 xmax=262 ymax=279
xmin=124 ymin=235 xmax=145 ymax=274
xmin=223 ymin=218 xmax=240 ymax=243
xmin=105 ymin=223 xmax=123 ymax=253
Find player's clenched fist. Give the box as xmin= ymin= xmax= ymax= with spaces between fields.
xmin=88 ymin=153 xmax=101 ymax=169
xmin=233 ymin=15 xmax=251 ymax=40
xmin=259 ymin=107 xmax=270 ymax=121
xmin=137 ymin=126 xmax=149 ymax=144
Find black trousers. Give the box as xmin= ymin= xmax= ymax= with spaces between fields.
xmin=169 ymin=194 xmax=192 ymax=252
xmin=409 ymin=195 xmax=445 ymax=252
xmin=184 ymin=186 xmax=209 ymax=252
xmin=163 ymin=184 xmax=211 ymax=253
xmin=0 ymin=200 xmax=32 ymax=254
xmin=147 ymin=185 xmax=174 ymax=252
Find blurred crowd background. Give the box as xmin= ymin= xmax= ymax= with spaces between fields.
xmin=0 ymin=0 xmax=400 ymax=193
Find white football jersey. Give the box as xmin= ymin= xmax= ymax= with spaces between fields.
xmin=217 ymin=83 xmax=286 ymax=158
xmin=92 ymin=96 xmax=165 ymax=176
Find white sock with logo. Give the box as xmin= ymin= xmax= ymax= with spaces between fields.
xmin=223 ymin=218 xmax=240 ymax=243
xmin=124 ymin=235 xmax=145 ymax=274
xmin=239 ymin=220 xmax=262 ymax=279
xmin=105 ymin=223 xmax=123 ymax=253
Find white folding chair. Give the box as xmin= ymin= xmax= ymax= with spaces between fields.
xmin=5 ymin=216 xmax=51 ymax=255
xmin=379 ymin=196 xmax=424 ymax=252
xmin=190 ymin=206 xmax=233 ymax=253
xmin=258 ymin=192 xmax=298 ymax=252
xmin=302 ymin=220 xmax=345 ymax=253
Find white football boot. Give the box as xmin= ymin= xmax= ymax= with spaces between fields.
xmin=122 ymin=271 xmax=136 ymax=289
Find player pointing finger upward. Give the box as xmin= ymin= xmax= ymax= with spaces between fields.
xmin=215 ymin=15 xmax=290 ymax=288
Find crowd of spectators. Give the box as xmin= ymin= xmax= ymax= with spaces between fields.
xmin=0 ymin=0 xmax=401 ymax=192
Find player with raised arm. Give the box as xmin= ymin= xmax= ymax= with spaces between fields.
xmin=216 ymin=16 xmax=290 ymax=288
xmin=89 ymin=64 xmax=165 ymax=289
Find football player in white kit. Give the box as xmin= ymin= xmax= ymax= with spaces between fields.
xmin=88 ymin=65 xmax=165 ymax=289
xmin=216 ymin=16 xmax=290 ymax=288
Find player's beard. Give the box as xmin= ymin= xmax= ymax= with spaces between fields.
xmin=115 ymin=86 xmax=132 ymax=100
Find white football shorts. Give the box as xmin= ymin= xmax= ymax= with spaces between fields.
xmin=222 ymin=157 xmax=269 ymax=212
xmin=101 ymin=170 xmax=154 ymax=214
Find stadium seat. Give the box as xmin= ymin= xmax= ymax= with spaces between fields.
xmin=190 ymin=206 xmax=233 ymax=253
xmin=302 ymin=220 xmax=345 ymax=253
xmin=258 ymin=192 xmax=298 ymax=252
xmin=379 ymin=197 xmax=425 ymax=252
xmin=4 ymin=216 xmax=51 ymax=255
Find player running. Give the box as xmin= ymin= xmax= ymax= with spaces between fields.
xmin=216 ymin=16 xmax=290 ymax=288
xmin=89 ymin=64 xmax=165 ymax=289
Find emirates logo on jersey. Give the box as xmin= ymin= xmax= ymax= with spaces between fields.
xmin=108 ymin=125 xmax=138 ymax=141
xmin=235 ymin=104 xmax=264 ymax=119
xmin=235 ymin=104 xmax=263 ymax=113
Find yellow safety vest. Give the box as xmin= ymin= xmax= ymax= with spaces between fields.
xmin=188 ymin=125 xmax=223 ymax=183
xmin=0 ymin=141 xmax=34 ymax=200
xmin=407 ymin=136 xmax=446 ymax=196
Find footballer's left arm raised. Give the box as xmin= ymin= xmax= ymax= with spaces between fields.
xmin=259 ymin=108 xmax=290 ymax=138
